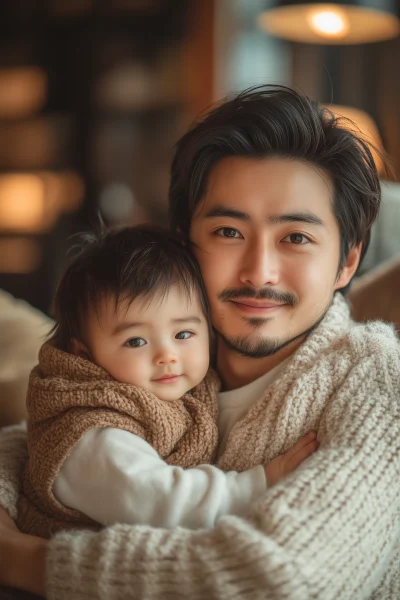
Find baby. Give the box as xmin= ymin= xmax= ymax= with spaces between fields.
xmin=18 ymin=225 xmax=317 ymax=537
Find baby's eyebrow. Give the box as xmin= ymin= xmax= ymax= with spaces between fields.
xmin=171 ymin=316 xmax=203 ymax=324
xmin=112 ymin=321 xmax=143 ymax=335
xmin=112 ymin=316 xmax=203 ymax=335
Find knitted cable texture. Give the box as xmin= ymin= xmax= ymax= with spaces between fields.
xmin=0 ymin=423 xmax=27 ymax=520
xmin=0 ymin=425 xmax=36 ymax=600
xmin=17 ymin=344 xmax=219 ymax=538
xmin=45 ymin=295 xmax=400 ymax=600
xmin=0 ymin=294 xmax=399 ymax=599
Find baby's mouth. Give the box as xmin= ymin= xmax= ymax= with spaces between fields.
xmin=153 ymin=374 xmax=181 ymax=383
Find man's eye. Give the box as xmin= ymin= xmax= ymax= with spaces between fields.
xmin=283 ymin=233 xmax=311 ymax=245
xmin=175 ymin=331 xmax=193 ymax=340
xmin=125 ymin=338 xmax=146 ymax=348
xmin=215 ymin=227 xmax=242 ymax=238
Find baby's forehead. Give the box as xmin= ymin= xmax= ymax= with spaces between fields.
xmin=90 ymin=284 xmax=204 ymax=329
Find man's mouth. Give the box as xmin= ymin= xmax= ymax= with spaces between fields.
xmin=230 ymin=299 xmax=286 ymax=313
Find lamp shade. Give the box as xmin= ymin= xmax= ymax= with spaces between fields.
xmin=258 ymin=1 xmax=400 ymax=44
xmin=325 ymin=104 xmax=385 ymax=173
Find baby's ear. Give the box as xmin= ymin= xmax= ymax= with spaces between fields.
xmin=71 ymin=338 xmax=90 ymax=360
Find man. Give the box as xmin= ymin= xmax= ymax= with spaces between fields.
xmin=0 ymin=85 xmax=399 ymax=599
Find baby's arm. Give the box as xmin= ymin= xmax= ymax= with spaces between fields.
xmin=54 ymin=428 xmax=317 ymax=530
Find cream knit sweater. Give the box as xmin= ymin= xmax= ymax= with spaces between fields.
xmin=0 ymin=293 xmax=399 ymax=600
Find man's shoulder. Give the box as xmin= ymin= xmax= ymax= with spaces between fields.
xmin=344 ymin=319 xmax=399 ymax=364
xmin=326 ymin=319 xmax=400 ymax=399
xmin=320 ymin=321 xmax=400 ymax=436
xmin=308 ymin=318 xmax=400 ymax=395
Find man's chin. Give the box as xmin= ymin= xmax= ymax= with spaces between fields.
xmin=220 ymin=325 xmax=281 ymax=344
xmin=218 ymin=331 xmax=290 ymax=359
xmin=216 ymin=305 xmax=330 ymax=360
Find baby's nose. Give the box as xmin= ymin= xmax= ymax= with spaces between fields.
xmin=154 ymin=348 xmax=178 ymax=365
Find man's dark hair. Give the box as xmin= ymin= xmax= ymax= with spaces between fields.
xmin=50 ymin=225 xmax=210 ymax=352
xmin=169 ymin=84 xmax=383 ymax=269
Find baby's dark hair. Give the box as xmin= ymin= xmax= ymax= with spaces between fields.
xmin=50 ymin=225 xmax=211 ymax=352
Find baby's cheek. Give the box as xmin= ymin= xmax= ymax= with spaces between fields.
xmin=188 ymin=346 xmax=210 ymax=383
xmin=105 ymin=355 xmax=138 ymax=386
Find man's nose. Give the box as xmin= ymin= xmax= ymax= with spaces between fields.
xmin=239 ymin=237 xmax=280 ymax=288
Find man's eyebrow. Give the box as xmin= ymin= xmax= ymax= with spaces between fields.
xmin=267 ymin=212 xmax=324 ymax=226
xmin=202 ymin=206 xmax=324 ymax=226
xmin=203 ymin=206 xmax=250 ymax=221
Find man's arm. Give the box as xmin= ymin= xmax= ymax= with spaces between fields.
xmin=0 ymin=423 xmax=27 ymax=520
xmin=0 ymin=350 xmax=398 ymax=599
xmin=44 ymin=352 xmax=400 ymax=600
xmin=0 ymin=423 xmax=47 ymax=596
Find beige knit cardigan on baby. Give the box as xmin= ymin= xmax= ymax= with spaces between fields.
xmin=17 ymin=343 xmax=219 ymax=538
xmin=0 ymin=293 xmax=399 ymax=600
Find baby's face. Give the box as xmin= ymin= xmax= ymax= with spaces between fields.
xmin=82 ymin=284 xmax=210 ymax=401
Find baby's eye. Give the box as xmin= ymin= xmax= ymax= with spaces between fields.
xmin=175 ymin=331 xmax=193 ymax=340
xmin=125 ymin=337 xmax=146 ymax=348
xmin=215 ymin=227 xmax=243 ymax=239
xmin=282 ymin=233 xmax=311 ymax=245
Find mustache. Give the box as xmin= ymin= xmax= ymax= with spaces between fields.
xmin=218 ymin=287 xmax=299 ymax=307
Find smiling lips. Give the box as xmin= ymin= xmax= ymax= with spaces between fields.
xmin=153 ymin=374 xmax=181 ymax=384
xmin=230 ymin=299 xmax=286 ymax=314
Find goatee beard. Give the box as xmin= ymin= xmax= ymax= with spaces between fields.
xmin=219 ymin=309 xmax=329 ymax=359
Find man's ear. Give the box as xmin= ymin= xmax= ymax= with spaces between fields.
xmin=335 ymin=243 xmax=362 ymax=291
xmin=71 ymin=338 xmax=91 ymax=360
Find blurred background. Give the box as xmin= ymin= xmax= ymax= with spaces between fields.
xmin=0 ymin=0 xmax=400 ymax=314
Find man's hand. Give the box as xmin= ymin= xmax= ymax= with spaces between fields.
xmin=0 ymin=505 xmax=18 ymax=532
xmin=264 ymin=431 xmax=318 ymax=487
xmin=0 ymin=506 xmax=46 ymax=596
xmin=0 ymin=506 xmax=22 ymax=589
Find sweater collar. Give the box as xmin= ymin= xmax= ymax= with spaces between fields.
xmin=287 ymin=292 xmax=351 ymax=372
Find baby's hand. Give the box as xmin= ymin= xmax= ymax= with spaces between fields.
xmin=264 ymin=431 xmax=319 ymax=487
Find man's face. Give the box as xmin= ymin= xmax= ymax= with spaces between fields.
xmin=190 ymin=156 xmax=359 ymax=359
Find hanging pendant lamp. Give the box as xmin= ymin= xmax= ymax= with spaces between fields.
xmin=258 ymin=1 xmax=400 ymax=44
xmin=324 ymin=104 xmax=385 ymax=173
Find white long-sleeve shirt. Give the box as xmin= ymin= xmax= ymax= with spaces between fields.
xmin=53 ymin=361 xmax=287 ymax=529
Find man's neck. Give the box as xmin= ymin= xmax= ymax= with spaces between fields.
xmin=216 ymin=335 xmax=306 ymax=391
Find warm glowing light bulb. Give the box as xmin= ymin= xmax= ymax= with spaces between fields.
xmin=308 ymin=9 xmax=349 ymax=38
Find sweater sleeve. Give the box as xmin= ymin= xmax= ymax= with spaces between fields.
xmin=0 ymin=423 xmax=27 ymax=520
xmin=53 ymin=427 xmax=267 ymax=530
xmin=45 ymin=349 xmax=400 ymax=600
